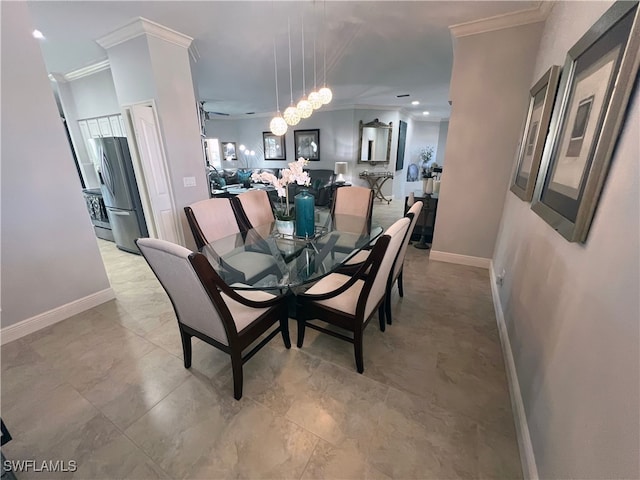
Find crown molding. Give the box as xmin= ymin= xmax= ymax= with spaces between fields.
xmin=96 ymin=16 xmax=196 ymax=59
xmin=48 ymin=73 xmax=67 ymax=83
xmin=449 ymin=1 xmax=554 ymax=38
xmin=59 ymin=59 xmax=111 ymax=82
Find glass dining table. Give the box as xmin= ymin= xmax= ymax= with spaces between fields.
xmin=201 ymin=214 xmax=382 ymax=292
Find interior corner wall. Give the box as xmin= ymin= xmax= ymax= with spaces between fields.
xmin=435 ymin=120 xmax=449 ymax=166
xmin=492 ymin=1 xmax=639 ymax=478
xmin=431 ymin=22 xmax=543 ymax=260
xmin=0 ymin=1 xmax=111 ymax=328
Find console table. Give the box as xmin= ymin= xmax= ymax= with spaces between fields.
xmin=404 ymin=193 xmax=439 ymax=248
xmin=359 ymin=171 xmax=394 ymax=204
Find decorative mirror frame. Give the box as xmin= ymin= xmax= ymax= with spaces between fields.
xmin=357 ymin=119 xmax=393 ymax=165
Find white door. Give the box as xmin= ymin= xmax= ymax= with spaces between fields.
xmin=130 ymin=104 xmax=181 ymax=244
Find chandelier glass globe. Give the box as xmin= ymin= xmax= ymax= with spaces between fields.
xmin=308 ymin=91 xmax=323 ymax=110
xmin=269 ymin=114 xmax=288 ymax=136
xmin=283 ymin=105 xmax=301 ymax=126
xmin=318 ymin=86 xmax=333 ymax=105
xmin=297 ymin=98 xmax=313 ymax=119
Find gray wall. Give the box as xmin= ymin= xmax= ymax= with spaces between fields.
xmin=207 ymin=107 xmax=442 ymax=201
xmin=1 ymin=1 xmax=111 ymax=328
xmin=432 ymin=22 xmax=543 ymax=259
xmin=69 ymin=68 xmax=120 ymax=119
xmin=493 ymin=1 xmax=639 ymax=478
xmin=435 ymin=120 xmax=449 ymax=166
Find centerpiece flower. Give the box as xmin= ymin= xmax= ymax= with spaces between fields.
xmin=252 ymin=157 xmax=311 ymax=221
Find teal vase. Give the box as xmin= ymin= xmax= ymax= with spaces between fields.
xmin=295 ymin=189 xmax=315 ymax=238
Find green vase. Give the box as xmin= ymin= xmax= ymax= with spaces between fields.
xmin=295 ymin=189 xmax=315 ymax=237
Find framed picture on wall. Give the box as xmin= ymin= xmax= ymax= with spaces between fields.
xmin=531 ymin=1 xmax=639 ymax=243
xmin=396 ymin=120 xmax=407 ymax=171
xmin=294 ymin=129 xmax=320 ymax=161
xmin=510 ymin=65 xmax=561 ymax=201
xmin=222 ymin=141 xmax=237 ymax=161
xmin=263 ymin=132 xmax=286 ymax=160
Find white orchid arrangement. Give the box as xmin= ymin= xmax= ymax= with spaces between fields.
xmin=252 ymin=157 xmax=311 ymax=220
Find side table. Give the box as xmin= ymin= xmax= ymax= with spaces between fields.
xmin=359 ymin=171 xmax=394 ymax=204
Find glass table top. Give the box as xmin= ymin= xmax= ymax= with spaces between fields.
xmin=202 ymin=214 xmax=382 ymax=291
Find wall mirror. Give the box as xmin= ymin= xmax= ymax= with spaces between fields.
xmin=358 ymin=119 xmax=393 ymax=164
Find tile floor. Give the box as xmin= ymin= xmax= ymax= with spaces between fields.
xmin=1 ymin=200 xmax=522 ymax=479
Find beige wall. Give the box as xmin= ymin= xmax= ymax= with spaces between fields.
xmin=432 ymin=22 xmax=543 ymax=259
xmin=1 ymin=1 xmax=111 ymax=328
xmin=493 ymin=1 xmax=639 ymax=478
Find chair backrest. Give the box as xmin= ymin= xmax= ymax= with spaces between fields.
xmin=232 ymin=189 xmax=275 ymax=231
xmin=359 ymin=217 xmax=410 ymax=319
xmin=136 ymin=237 xmax=236 ymax=346
xmin=331 ymin=186 xmax=374 ymax=234
xmin=391 ymin=201 xmax=423 ymax=282
xmin=185 ymin=198 xmax=240 ymax=250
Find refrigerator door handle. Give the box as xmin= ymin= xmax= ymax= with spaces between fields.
xmin=100 ymin=146 xmax=116 ymax=198
xmin=109 ymin=210 xmax=131 ymax=216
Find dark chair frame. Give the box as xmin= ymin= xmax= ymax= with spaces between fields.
xmin=337 ymin=207 xmax=420 ymax=327
xmin=185 ymin=204 xmax=215 ymax=251
xmin=295 ymin=234 xmax=391 ymax=373
xmin=136 ymin=239 xmax=291 ymax=400
xmin=231 ymin=190 xmax=275 ymax=233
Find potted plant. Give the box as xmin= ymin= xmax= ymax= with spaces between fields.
xmin=252 ymin=157 xmax=311 ymax=235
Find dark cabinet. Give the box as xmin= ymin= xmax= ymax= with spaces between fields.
xmin=404 ymin=194 xmax=439 ymax=243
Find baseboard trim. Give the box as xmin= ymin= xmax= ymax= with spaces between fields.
xmin=489 ymin=263 xmax=539 ymax=480
xmin=0 ymin=288 xmax=115 ymax=345
xmin=429 ymin=250 xmax=491 ymax=269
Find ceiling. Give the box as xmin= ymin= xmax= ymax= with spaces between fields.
xmin=28 ymin=1 xmax=541 ymax=121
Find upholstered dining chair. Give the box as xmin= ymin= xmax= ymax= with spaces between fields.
xmin=136 ymin=237 xmax=291 ymax=400
xmin=184 ymin=198 xmax=278 ymax=284
xmin=295 ymin=217 xmax=410 ymax=373
xmin=232 ymin=189 xmax=275 ymax=232
xmin=385 ymin=200 xmax=423 ymax=325
xmin=340 ymin=201 xmax=423 ymax=326
xmin=330 ymin=185 xmax=374 ymax=235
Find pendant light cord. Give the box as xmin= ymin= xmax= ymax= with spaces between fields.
xmin=273 ymin=36 xmax=280 ymax=112
xmin=323 ymin=0 xmax=327 ymax=87
xmin=288 ymin=18 xmax=294 ymax=104
xmin=301 ymin=12 xmax=306 ymax=96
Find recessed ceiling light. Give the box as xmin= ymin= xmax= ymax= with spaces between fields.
xmin=32 ymin=29 xmax=45 ymax=39
xmin=423 ymin=111 xmax=430 ymax=115
xmin=411 ymin=101 xmax=420 ymax=105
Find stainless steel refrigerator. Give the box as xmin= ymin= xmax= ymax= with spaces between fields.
xmin=97 ymin=137 xmax=148 ymax=254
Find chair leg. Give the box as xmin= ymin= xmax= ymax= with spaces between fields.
xmin=378 ymin=303 xmax=386 ymax=332
xmin=296 ymin=319 xmax=306 ymax=348
xmin=179 ymin=326 xmax=192 ymax=369
xmin=230 ymin=350 xmax=243 ymax=400
xmin=354 ymin=331 xmax=364 ymax=374
xmin=385 ymin=289 xmax=393 ymax=325
xmin=280 ymin=310 xmax=292 ymax=349
xmin=398 ymin=269 xmax=404 ymax=297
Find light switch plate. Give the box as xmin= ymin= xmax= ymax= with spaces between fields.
xmin=183 ymin=176 xmax=197 ymax=187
